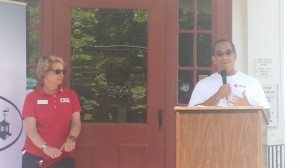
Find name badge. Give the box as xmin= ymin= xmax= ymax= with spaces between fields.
xmin=37 ymin=100 xmax=48 ymax=104
xmin=60 ymin=98 xmax=70 ymax=103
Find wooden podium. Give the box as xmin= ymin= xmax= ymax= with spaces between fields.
xmin=175 ymin=106 xmax=269 ymax=168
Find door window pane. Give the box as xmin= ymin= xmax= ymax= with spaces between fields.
xmin=178 ymin=70 xmax=193 ymax=104
xmin=71 ymin=9 xmax=148 ymax=123
xmin=197 ymin=0 xmax=212 ymax=30
xmin=23 ymin=0 xmax=40 ymax=91
xmin=27 ymin=1 xmax=40 ymax=66
xmin=197 ymin=34 xmax=212 ymax=67
xmin=179 ymin=33 xmax=194 ymax=67
xmin=179 ymin=0 xmax=194 ymax=29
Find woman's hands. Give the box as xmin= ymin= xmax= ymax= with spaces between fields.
xmin=43 ymin=146 xmax=62 ymax=159
xmin=60 ymin=137 xmax=76 ymax=152
xmin=43 ymin=136 xmax=76 ymax=159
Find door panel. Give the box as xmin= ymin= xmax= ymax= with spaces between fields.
xmin=50 ymin=0 xmax=165 ymax=167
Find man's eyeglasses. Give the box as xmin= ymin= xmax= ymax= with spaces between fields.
xmin=214 ymin=49 xmax=234 ymax=57
xmin=50 ymin=69 xmax=66 ymax=75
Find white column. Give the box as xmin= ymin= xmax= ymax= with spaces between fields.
xmin=284 ymin=0 xmax=300 ymax=167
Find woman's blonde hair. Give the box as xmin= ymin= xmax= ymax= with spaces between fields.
xmin=36 ymin=55 xmax=64 ymax=79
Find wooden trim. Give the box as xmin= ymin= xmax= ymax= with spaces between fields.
xmin=40 ymin=0 xmax=54 ymax=55
xmin=212 ymin=0 xmax=232 ymax=42
xmin=174 ymin=106 xmax=269 ymax=125
xmin=175 ymin=105 xmax=265 ymax=111
xmin=164 ymin=0 xmax=178 ymax=167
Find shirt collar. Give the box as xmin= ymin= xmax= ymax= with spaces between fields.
xmin=37 ymin=85 xmax=64 ymax=95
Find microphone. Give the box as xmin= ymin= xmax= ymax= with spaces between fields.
xmin=220 ymin=69 xmax=227 ymax=84
xmin=220 ymin=70 xmax=229 ymax=103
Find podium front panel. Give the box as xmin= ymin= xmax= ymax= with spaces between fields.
xmin=175 ymin=107 xmax=267 ymax=168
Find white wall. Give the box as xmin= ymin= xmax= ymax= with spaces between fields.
xmin=232 ymin=0 xmax=248 ymax=73
xmin=232 ymin=0 xmax=284 ymax=145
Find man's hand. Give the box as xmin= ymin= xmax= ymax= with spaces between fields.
xmin=228 ymin=90 xmax=250 ymax=106
xmin=217 ymin=84 xmax=231 ymax=99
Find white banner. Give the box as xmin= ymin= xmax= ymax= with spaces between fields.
xmin=0 ymin=1 xmax=26 ymax=168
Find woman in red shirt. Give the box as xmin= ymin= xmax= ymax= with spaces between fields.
xmin=22 ymin=56 xmax=82 ymax=168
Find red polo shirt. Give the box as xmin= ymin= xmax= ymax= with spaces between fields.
xmin=22 ymin=86 xmax=82 ymax=158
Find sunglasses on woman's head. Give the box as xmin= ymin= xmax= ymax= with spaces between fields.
xmin=50 ymin=69 xmax=66 ymax=75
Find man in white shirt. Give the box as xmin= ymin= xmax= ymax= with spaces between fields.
xmin=188 ymin=39 xmax=270 ymax=109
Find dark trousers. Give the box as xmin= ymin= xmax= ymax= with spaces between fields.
xmin=22 ymin=152 xmax=75 ymax=168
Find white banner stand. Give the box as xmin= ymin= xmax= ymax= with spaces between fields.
xmin=0 ymin=1 xmax=26 ymax=168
